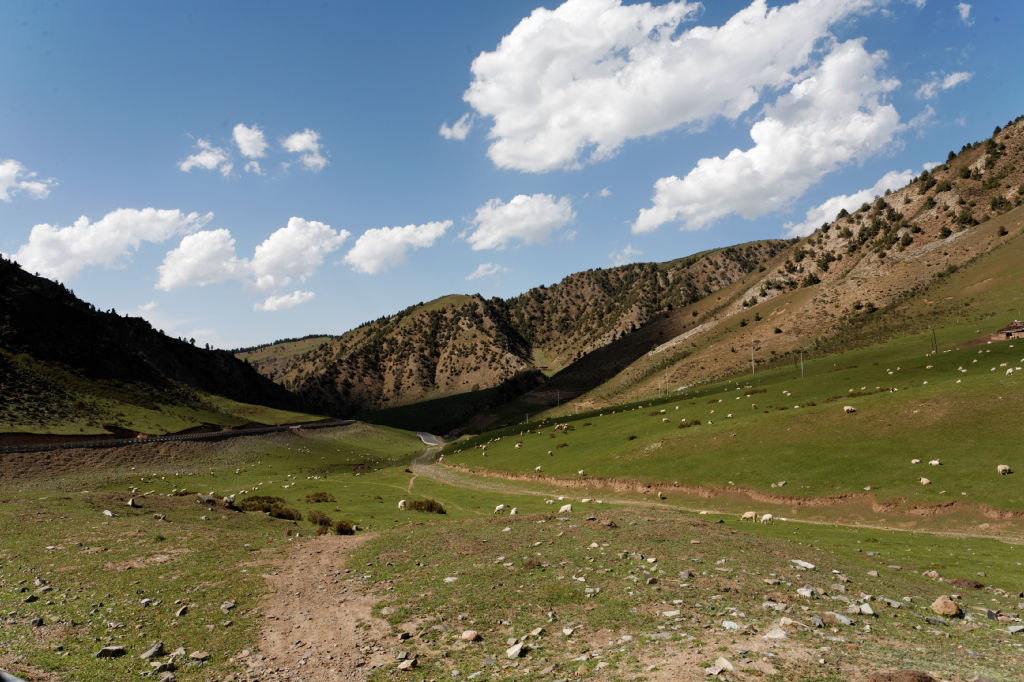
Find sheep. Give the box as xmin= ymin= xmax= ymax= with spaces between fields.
xmin=759 ymin=513 xmax=774 ymax=524
xmin=493 ymin=504 xmax=506 ymax=514
xmin=535 ymin=466 xmax=542 ymax=472
xmin=740 ymin=511 xmax=757 ymax=522
xmin=911 ymin=458 xmax=921 ymax=464
xmin=397 ymin=499 xmax=407 ymax=511
xmin=558 ymin=503 xmax=573 ymax=514
xmin=578 ymin=470 xmax=585 ymax=476
xmin=547 ymin=450 xmax=553 ymax=456
xmin=997 ymin=464 xmax=1013 ymax=475
xmin=843 ymin=405 xmax=857 ymax=414
xmin=662 ymin=417 xmax=669 ymax=423
xmin=545 ymin=499 xmax=554 ymax=504
xmin=919 ymin=477 xmax=931 ymax=485
xmin=928 ymin=459 xmax=941 ymax=466
xmin=509 ymin=507 xmax=518 ymax=516
xmin=1006 ymin=368 xmax=1014 ymax=376
xmin=514 ymin=442 xmax=522 ymax=449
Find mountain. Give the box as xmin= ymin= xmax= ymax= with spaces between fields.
xmin=238 ymin=241 xmax=790 ymax=424
xmin=0 ymin=258 xmax=313 ymax=435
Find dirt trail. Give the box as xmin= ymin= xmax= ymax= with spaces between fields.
xmin=246 ymin=534 xmax=391 ymax=681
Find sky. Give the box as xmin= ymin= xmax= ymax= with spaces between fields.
xmin=2 ymin=0 xmax=1022 ymax=350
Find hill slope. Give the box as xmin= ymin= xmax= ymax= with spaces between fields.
xmin=0 ymin=257 xmax=316 ymax=435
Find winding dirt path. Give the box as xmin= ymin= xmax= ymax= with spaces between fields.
xmin=247 ymin=534 xmax=392 ymax=681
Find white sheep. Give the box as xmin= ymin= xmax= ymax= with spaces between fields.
xmin=997 ymin=464 xmax=1013 ymax=475
xmin=911 ymin=458 xmax=921 ymax=464
xmin=558 ymin=503 xmax=573 ymax=514
xmin=919 ymin=477 xmax=931 ymax=485
xmin=493 ymin=504 xmax=506 ymax=514
xmin=1006 ymin=368 xmax=1014 ymax=376
xmin=578 ymin=469 xmax=585 ymax=476
xmin=547 ymin=450 xmax=553 ymax=456
xmin=759 ymin=513 xmax=774 ymax=524
xmin=509 ymin=507 xmax=517 ymax=516
xmin=534 ymin=466 xmax=542 ymax=472
xmin=928 ymin=459 xmax=941 ymax=466
xmin=662 ymin=418 xmax=669 ymax=423
xmin=843 ymin=405 xmax=856 ymax=414
xmin=397 ymin=499 xmax=407 ymax=510
xmin=740 ymin=511 xmax=757 ymax=522
xmin=514 ymin=442 xmax=522 ymax=449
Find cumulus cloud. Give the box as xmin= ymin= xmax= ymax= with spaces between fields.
xmin=254 ymin=290 xmax=315 ymax=312
xmin=957 ymin=2 xmax=972 ymax=24
xmin=609 ymin=244 xmax=642 ymax=266
xmin=465 ymin=0 xmax=882 ymax=172
xmin=233 ymin=123 xmax=268 ymax=158
xmin=599 ymin=187 xmax=612 ymax=198
xmin=13 ymin=208 xmax=211 ymax=281
xmin=633 ymin=40 xmax=900 ymax=234
xmin=156 ymin=216 xmax=348 ymax=297
xmin=0 ymin=159 xmax=57 ymax=201
xmin=282 ymin=129 xmax=328 ymax=171
xmin=916 ymin=71 xmax=972 ymax=99
xmin=466 ymin=262 xmax=509 ymax=280
xmin=464 ymin=194 xmax=575 ymax=251
xmin=179 ymin=139 xmax=232 ymax=176
xmin=783 ymin=168 xmax=917 ymax=237
xmin=344 ymin=221 xmax=451 ymax=275
xmin=156 ymin=229 xmax=248 ymax=291
xmin=439 ymin=113 xmax=474 ymax=141
xmin=251 ymin=217 xmax=349 ymax=290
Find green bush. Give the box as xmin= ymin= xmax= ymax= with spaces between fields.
xmin=409 ymin=498 xmax=446 ymax=514
xmin=333 ymin=519 xmax=356 ymax=535
xmin=307 ymin=510 xmax=333 ymax=526
xmin=238 ymin=495 xmax=302 ymax=521
xmin=304 ymin=492 xmax=336 ymax=504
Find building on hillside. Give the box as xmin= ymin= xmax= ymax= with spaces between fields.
xmin=991 ymin=321 xmax=1024 ymax=341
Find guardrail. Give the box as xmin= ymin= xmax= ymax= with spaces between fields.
xmin=0 ymin=419 xmax=353 ymax=455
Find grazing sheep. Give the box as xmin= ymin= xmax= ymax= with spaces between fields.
xmin=759 ymin=513 xmax=774 ymax=524
xmin=997 ymin=464 xmax=1013 ymax=475
xmin=662 ymin=417 xmax=669 ymax=423
xmin=493 ymin=504 xmax=506 ymax=514
xmin=534 ymin=466 xmax=542 ymax=472
xmin=547 ymin=450 xmax=553 ymax=456
xmin=578 ymin=470 xmax=585 ymax=476
xmin=740 ymin=511 xmax=757 ymax=522
xmin=558 ymin=503 xmax=573 ymax=514
xmin=1006 ymin=368 xmax=1014 ymax=376
xmin=545 ymin=499 xmax=554 ymax=504
xmin=843 ymin=405 xmax=857 ymax=414
xmin=397 ymin=499 xmax=407 ymax=510
xmin=928 ymin=459 xmax=941 ymax=466
xmin=514 ymin=442 xmax=522 ymax=449
xmin=911 ymin=458 xmax=921 ymax=464
xmin=919 ymin=477 xmax=931 ymax=485
xmin=509 ymin=507 xmax=517 ymax=516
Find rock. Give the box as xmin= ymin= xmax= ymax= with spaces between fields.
xmin=679 ymin=570 xmax=694 ymax=580
xmin=714 ymin=657 xmax=735 ymax=672
xmin=140 ymin=641 xmax=164 ymax=660
xmin=811 ymin=615 xmax=825 ymax=628
xmin=923 ymin=570 xmax=941 ymax=580
xmin=102 ymin=510 xmax=116 ymax=517
xmin=175 ymin=605 xmax=188 ymax=617
xmin=930 ymin=595 xmax=962 ymax=617
xmin=397 ymin=658 xmax=416 ymax=670
xmin=797 ymin=586 xmax=819 ymax=598
xmin=189 ymin=651 xmax=209 ymax=662
xmin=96 ymin=645 xmax=126 ymax=658
xmin=461 ymin=630 xmax=480 ymax=642
xmin=868 ymin=671 xmax=936 ymax=682
xmin=823 ymin=612 xmax=854 ymax=626
xmin=154 ymin=513 xmax=166 ymax=521
xmin=1007 ymin=625 xmax=1024 ymax=635
xmin=763 ymin=627 xmax=787 ymax=640
xmin=924 ymin=616 xmax=947 ymax=626
xmin=158 ymin=673 xmax=177 ymax=682
xmin=220 ymin=600 xmax=236 ymax=614
xmin=860 ymin=603 xmax=875 ymax=616
xmin=128 ymin=498 xmax=140 ymax=508
xmin=791 ymin=560 xmax=816 ymax=570
xmin=663 ymin=610 xmax=680 ymax=618
xmin=562 ymin=627 xmax=574 ymax=636
xmin=30 ymin=616 xmax=43 ymax=627
xmin=506 ymin=642 xmax=525 ymax=659
xmin=721 ymin=620 xmax=740 ymax=631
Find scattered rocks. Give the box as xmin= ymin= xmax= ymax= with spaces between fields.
xmin=189 ymin=650 xmax=210 ymax=662
xmin=96 ymin=645 xmax=126 ymax=658
xmin=140 ymin=641 xmax=164 ymax=660
xmin=461 ymin=630 xmax=480 ymax=642
xmin=930 ymin=595 xmax=962 ymax=618
xmin=175 ymin=605 xmax=189 ymax=617
xmin=506 ymin=642 xmax=525 ymax=659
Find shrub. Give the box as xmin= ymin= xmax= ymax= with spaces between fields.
xmin=998 ymin=226 xmax=1009 ymax=236
xmin=939 ymin=226 xmax=952 ymax=238
xmin=774 ymin=327 xmax=782 ymax=334
xmin=333 ymin=519 xmax=355 ymax=535
xmin=305 ymin=492 xmax=336 ymax=504
xmin=409 ymin=498 xmax=446 ymax=514
xmin=238 ymin=495 xmax=302 ymax=521
xmin=307 ymin=510 xmax=333 ymax=526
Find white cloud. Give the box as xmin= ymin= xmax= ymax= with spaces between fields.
xmin=157 ymin=228 xmax=248 ymax=291
xmin=466 ymin=262 xmax=509 ymax=280
xmin=244 ymin=161 xmax=263 ymax=175
xmin=464 ymin=194 xmax=575 ymax=250
xmin=916 ymin=71 xmax=972 ymax=99
xmin=599 ymin=187 xmax=612 ymax=198
xmin=465 ymin=0 xmax=882 ymax=172
xmin=14 ymin=208 xmax=211 ymax=281
xmin=251 ymin=217 xmax=349 ymax=290
xmin=0 ymin=159 xmax=57 ymax=201
xmin=282 ymin=129 xmax=328 ymax=171
xmin=957 ymin=3 xmax=972 ymax=24
xmin=179 ymin=138 xmax=232 ymax=176
xmin=905 ymin=0 xmax=925 ymax=7
xmin=233 ymin=123 xmax=268 ymax=159
xmin=633 ymin=40 xmax=900 ymax=234
xmin=783 ymin=168 xmax=916 ymax=237
xmin=254 ymin=290 xmax=315 ymax=312
xmin=609 ymin=244 xmax=642 ymax=265
xmin=344 ymin=221 xmax=451 ymax=275
xmin=906 ymin=104 xmax=936 ymax=133
xmin=439 ymin=113 xmax=474 ymax=141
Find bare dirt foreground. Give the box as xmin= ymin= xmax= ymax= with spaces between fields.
xmin=241 ymin=534 xmax=392 ymax=681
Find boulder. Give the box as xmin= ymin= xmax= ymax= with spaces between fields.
xmin=96 ymin=645 xmax=126 ymax=658
xmin=930 ymin=595 xmax=962 ymax=618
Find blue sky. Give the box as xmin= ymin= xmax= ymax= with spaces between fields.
xmin=1 ymin=0 xmax=1021 ymax=349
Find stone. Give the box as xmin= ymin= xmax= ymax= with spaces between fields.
xmin=189 ymin=651 xmax=209 ymax=662
xmin=791 ymin=560 xmax=816 ymax=570
xmin=175 ymin=605 xmax=188 ymax=617
xmin=860 ymin=603 xmax=875 ymax=616
xmin=1007 ymin=625 xmax=1024 ymax=634
xmin=506 ymin=642 xmax=525 ymax=659
xmin=930 ymin=595 xmax=961 ymax=618
xmin=460 ymin=630 xmax=480 ymax=642
xmin=797 ymin=586 xmax=819 ymax=599
xmin=663 ymin=610 xmax=680 ymax=618
xmin=763 ymin=627 xmax=787 ymax=640
xmin=721 ymin=620 xmax=740 ymax=631
xmin=823 ymin=612 xmax=853 ymax=626
xmin=140 ymin=641 xmax=164 ymax=660
xmin=30 ymin=616 xmax=43 ymax=627
xmin=220 ymin=600 xmax=236 ymax=614
xmin=103 ymin=510 xmax=116 ymax=517
xmin=397 ymin=658 xmax=416 ymax=670
xmin=96 ymin=645 xmax=126 ymax=658
xmin=158 ymin=673 xmax=177 ymax=682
